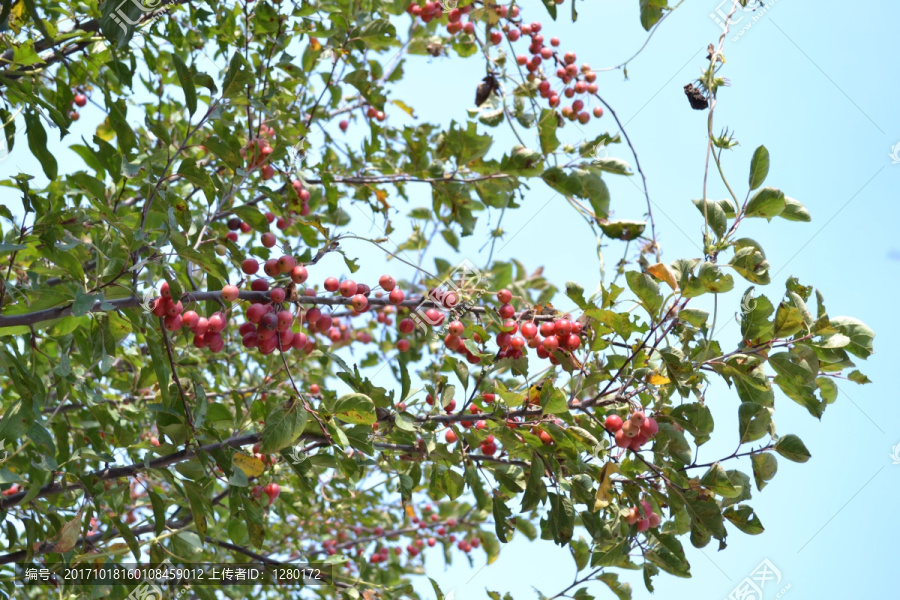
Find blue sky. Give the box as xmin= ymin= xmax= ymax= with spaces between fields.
xmin=2 ymin=0 xmax=898 ymax=598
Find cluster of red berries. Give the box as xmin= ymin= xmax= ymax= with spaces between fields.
xmin=148 ymin=282 xmax=229 ymax=352
xmin=605 ymin=410 xmax=659 ymax=451
xmin=624 ymin=499 xmax=662 ymax=532
xmin=69 ymin=89 xmax=88 ymax=120
xmin=242 ymin=124 xmax=276 ymax=180
xmin=361 ymin=513 xmax=477 ymax=563
xmin=439 ymin=288 xmax=584 ymax=366
xmin=405 ymin=1 xmax=604 ymax=124
xmin=251 ymin=482 xmax=281 ymax=506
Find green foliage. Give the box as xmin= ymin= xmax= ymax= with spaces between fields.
xmin=0 ymin=0 xmax=873 ymax=599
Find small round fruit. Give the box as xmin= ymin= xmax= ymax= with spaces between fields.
xmin=261 ymin=232 xmax=276 ymax=248
xmin=339 ymin=280 xmax=358 ymax=298
xmin=388 ymin=288 xmax=404 ymax=305
xmin=290 ymin=265 xmax=308 ymax=284
xmin=324 ymin=277 xmax=339 ymax=292
xmin=74 ymin=93 xmax=87 ymax=107
xmin=378 ymin=274 xmax=396 ymax=291
xmin=448 ymin=320 xmax=464 ymax=336
xmin=497 ymin=289 xmax=512 ymax=304
xmin=397 ymin=339 xmax=410 ymax=352
xmin=221 ymin=285 xmax=239 ymax=302
xmin=241 ymin=259 xmax=259 ymax=275
xmin=250 ymin=278 xmax=269 ymax=292
xmin=444 ymin=429 xmax=458 ymax=443
xmin=350 ymin=294 xmax=368 ymax=311
xmin=270 ymin=287 xmax=286 ymax=303
xmin=605 ymin=414 xmax=624 ymax=432
xmin=614 ymin=429 xmax=630 ymax=448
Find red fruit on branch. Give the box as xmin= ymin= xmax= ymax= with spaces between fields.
xmin=221 ymin=285 xmax=239 ymax=302
xmin=261 ymin=232 xmax=276 ymax=248
xmin=444 ymin=429 xmax=458 ymax=443
xmin=241 ymin=259 xmax=259 ymax=275
xmin=378 ymin=274 xmax=396 ymax=291
xmin=324 ymin=277 xmax=339 ymax=292
xmin=290 ymin=265 xmax=308 ymax=283
xmin=605 ymin=414 xmax=624 ymax=432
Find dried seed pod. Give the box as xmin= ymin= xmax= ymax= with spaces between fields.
xmin=683 ymin=83 xmax=709 ymax=110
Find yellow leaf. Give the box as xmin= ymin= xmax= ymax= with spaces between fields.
xmin=233 ymin=452 xmax=265 ymax=478
xmin=54 ymin=509 xmax=83 ymax=553
xmin=647 ymin=373 xmax=671 ymax=385
xmin=404 ymin=504 xmax=417 ymax=520
xmin=647 ymin=262 xmax=679 ymax=292
xmin=391 ymin=99 xmax=416 ymax=118
xmin=594 ymin=462 xmax=620 ymax=510
xmin=374 ymin=189 xmax=387 ymax=202
xmin=308 ymin=37 xmax=321 ymax=51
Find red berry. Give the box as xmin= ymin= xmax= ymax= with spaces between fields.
xmin=444 ymin=429 xmax=458 ymax=443
xmin=324 ymin=277 xmax=339 ymax=292
xmin=339 ymin=120 xmax=349 ymax=132
xmin=339 ymin=280 xmax=358 ymax=298
xmin=261 ymin=232 xmax=276 ymax=248
xmin=388 ymin=288 xmax=405 ymax=305
xmin=605 ymin=414 xmax=623 ymax=432
xmin=498 ymin=304 xmax=515 ymax=319
xmin=290 ymin=265 xmax=308 ymax=284
xmin=74 ymin=93 xmax=87 ymax=107
xmin=251 ymin=278 xmax=269 ymax=292
xmin=221 ymin=285 xmax=239 ymax=303
xmin=497 ymin=289 xmax=512 ymax=304
xmin=399 ymin=318 xmax=415 ymax=334
xmin=270 ymin=287 xmax=286 ymax=303
xmin=351 ymin=294 xmax=368 ymax=311
xmin=397 ymin=339 xmax=410 ymax=352
xmin=241 ymin=259 xmax=259 ymax=275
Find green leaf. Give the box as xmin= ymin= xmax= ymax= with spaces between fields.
xmin=492 ymin=492 xmax=514 ymax=542
xmin=182 ymin=481 xmax=208 ymax=537
xmin=700 ymin=463 xmax=742 ymax=498
xmin=847 ymin=370 xmax=872 ymax=384
xmin=172 ymin=54 xmax=197 ymax=115
xmin=598 ymin=220 xmax=646 ymax=241
xmin=748 ymin=145 xmax=769 ymax=190
xmin=260 ymin=403 xmax=308 ymax=453
xmin=625 ymin=271 xmax=663 ymax=318
xmin=538 ymin=108 xmax=559 ymax=155
xmin=333 ymin=393 xmax=376 ymax=424
xmin=829 ymin=316 xmax=874 ymax=359
xmin=774 ymin=434 xmax=811 ymax=463
xmin=231 ymin=205 xmax=269 ymax=231
xmin=24 ymin=110 xmax=57 ymax=180
xmin=203 ymin=135 xmax=243 ymax=171
xmin=72 ymin=290 xmax=100 ymax=316
xmin=738 ymin=402 xmax=771 ymax=444
xmin=639 ymin=0 xmax=667 ymax=30
xmin=570 ymin=538 xmax=590 ymax=572
xmin=751 ymin=452 xmax=778 ymax=491
xmin=729 ymin=246 xmax=770 ymax=285
xmin=565 ymin=281 xmax=588 ymax=309
xmin=744 ymin=187 xmax=786 ymax=220
xmin=692 ymin=199 xmax=727 ymax=238
xmin=222 ymin=52 xmax=254 ymax=99
xmin=723 ymin=505 xmax=764 ymax=535
xmin=547 ymin=493 xmax=575 ymax=545
xmin=591 ymin=157 xmax=633 ymax=175
xmin=779 ymin=196 xmax=811 ymax=222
